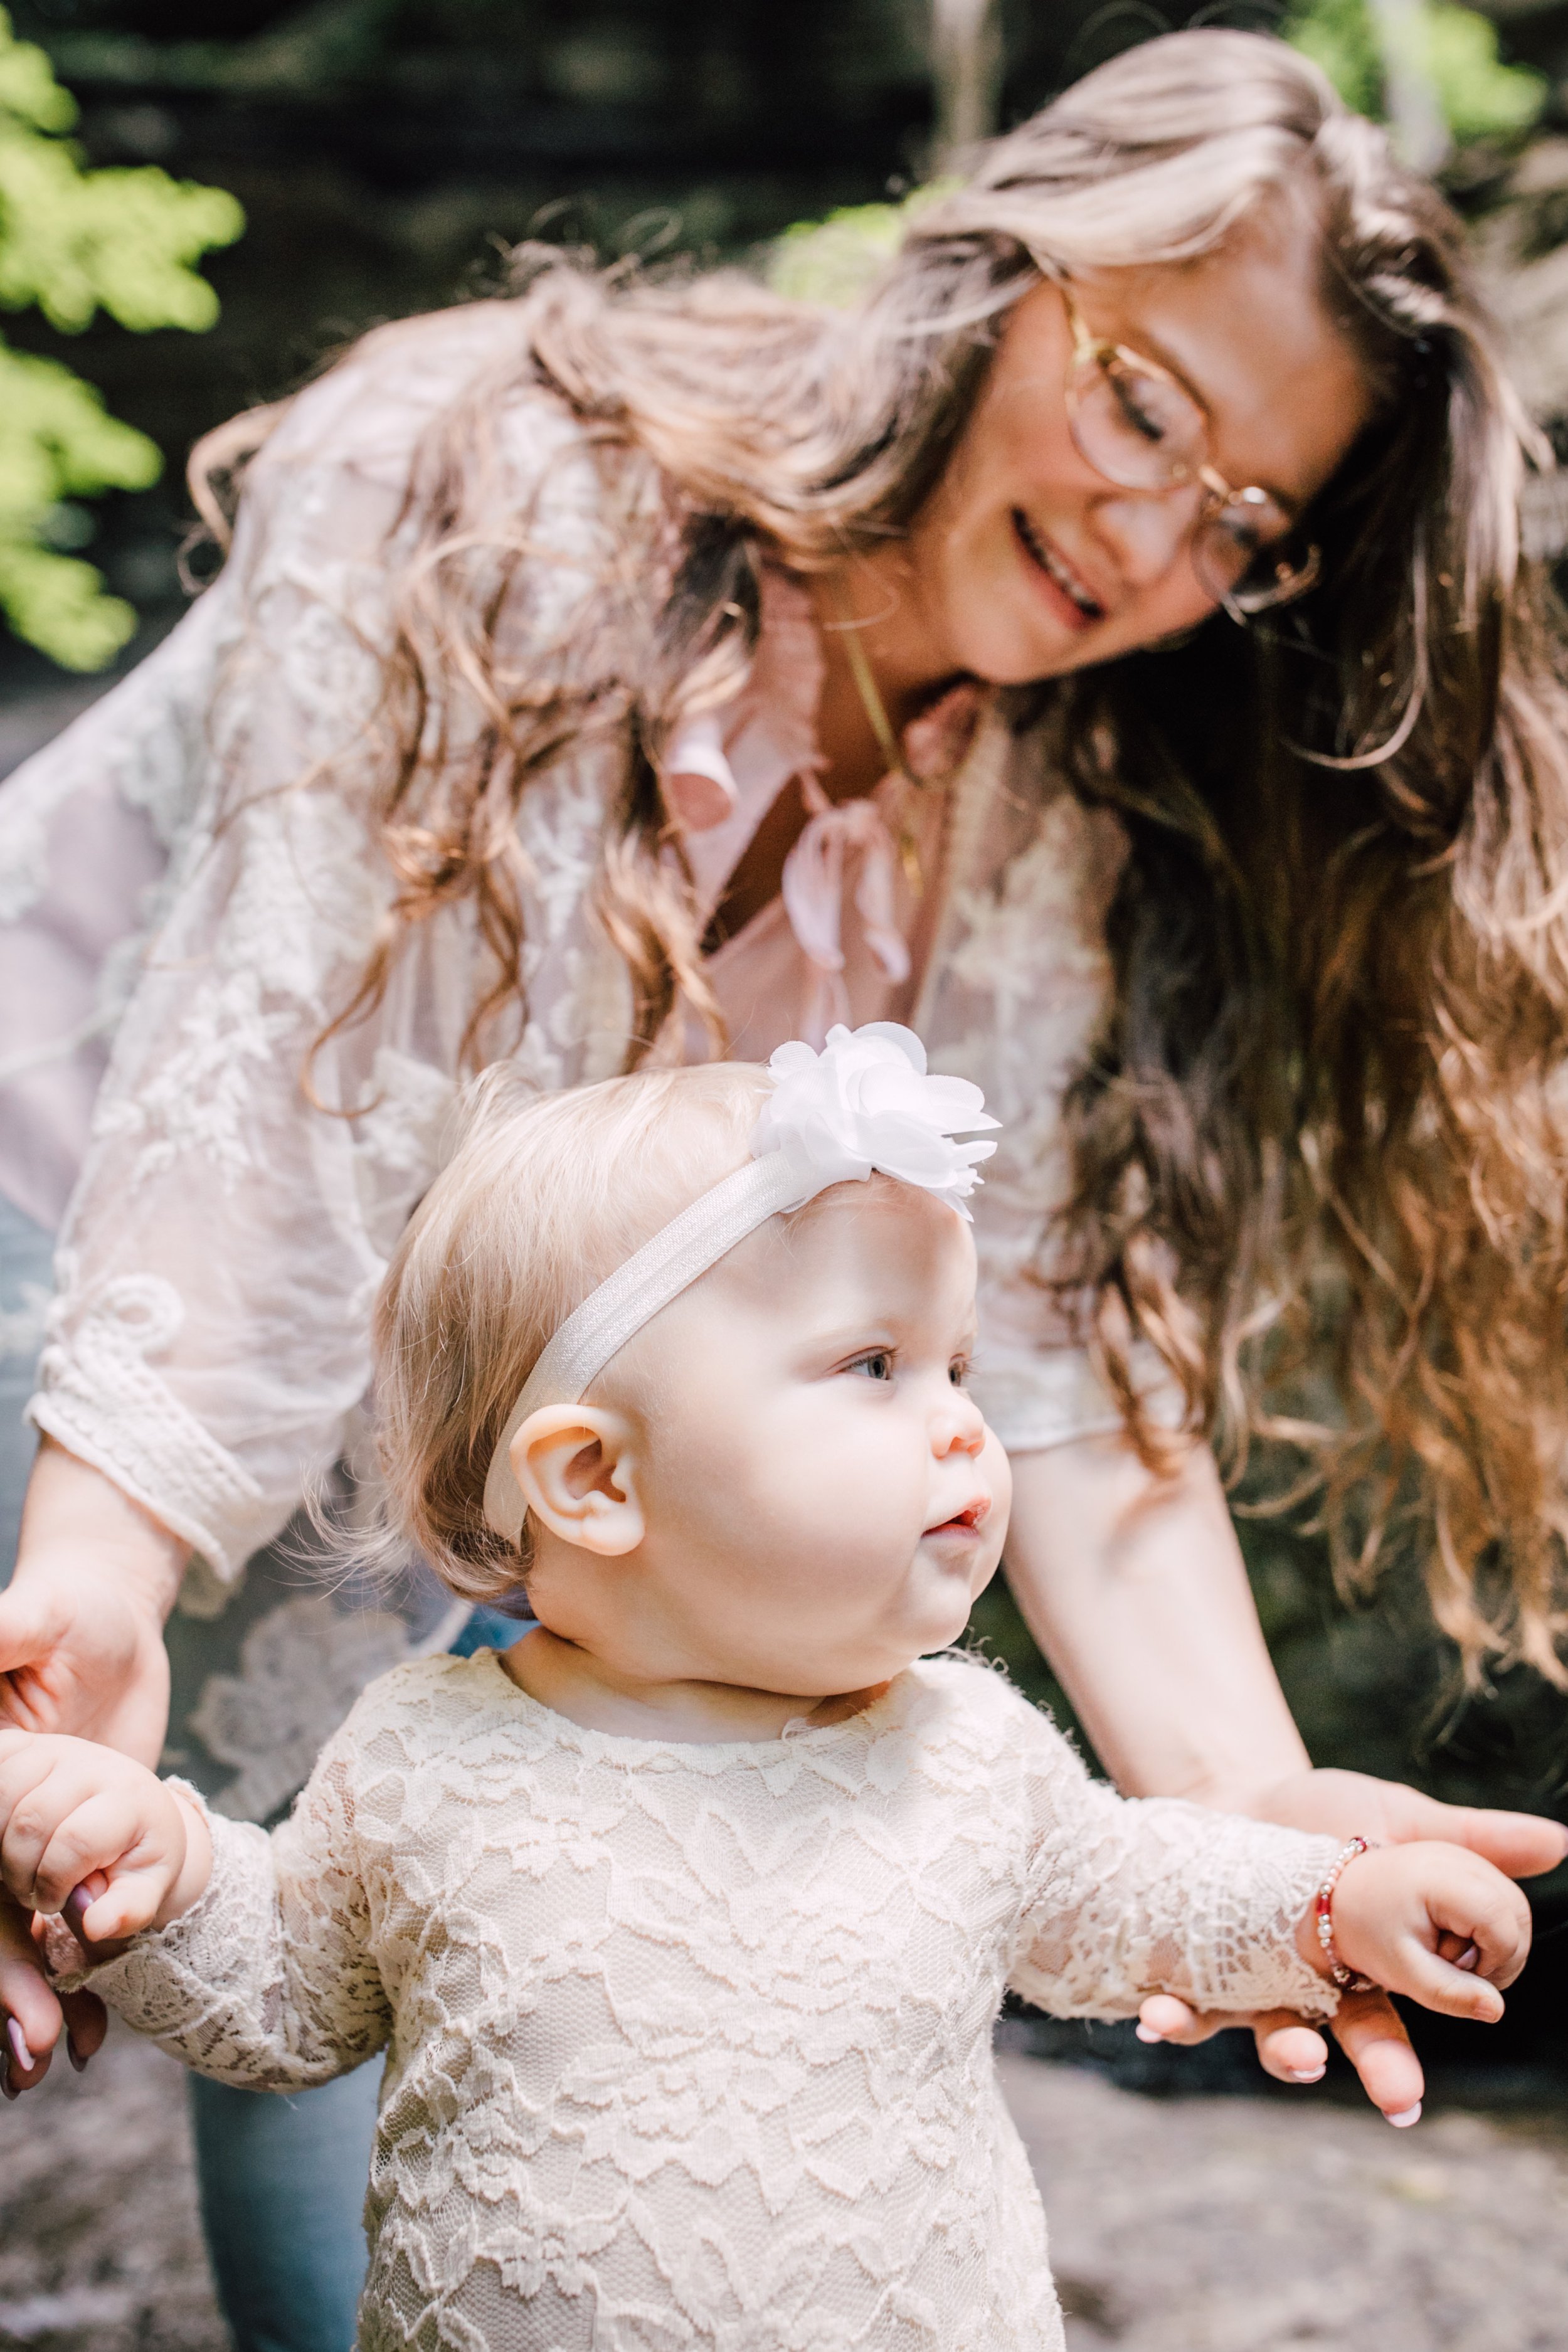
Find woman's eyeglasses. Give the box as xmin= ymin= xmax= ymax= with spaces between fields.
xmin=1058 ymin=281 xmax=1322 ymax=618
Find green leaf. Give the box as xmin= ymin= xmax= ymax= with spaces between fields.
xmin=0 ymin=8 xmax=75 ymax=134
xmin=0 ymin=6 xmax=243 ymax=666
xmin=768 ymin=184 xmax=957 ymax=309
xmin=0 ymin=536 xmax=138 ymax=669
xmin=1283 ymin=0 xmax=1545 ymax=144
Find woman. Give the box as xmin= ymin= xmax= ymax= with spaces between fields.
xmin=3 ymin=27 xmax=1565 ymax=2351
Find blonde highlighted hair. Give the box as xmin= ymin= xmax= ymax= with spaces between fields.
xmin=208 ymin=27 xmax=1568 ymax=1675
xmin=372 ymin=1061 xmax=769 ymax=1595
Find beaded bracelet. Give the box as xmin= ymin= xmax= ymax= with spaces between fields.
xmin=1315 ymin=1836 xmax=1378 ymax=1992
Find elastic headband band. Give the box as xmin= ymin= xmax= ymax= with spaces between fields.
xmin=480 ymin=1022 xmax=999 ymax=1546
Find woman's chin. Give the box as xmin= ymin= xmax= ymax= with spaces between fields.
xmin=947 ymin=602 xmax=1108 ymax=687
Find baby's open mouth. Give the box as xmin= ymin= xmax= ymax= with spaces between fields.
xmin=925 ymin=1498 xmax=990 ymax=1538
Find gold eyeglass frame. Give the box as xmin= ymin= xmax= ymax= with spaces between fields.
xmin=1057 ymin=280 xmax=1322 ymax=620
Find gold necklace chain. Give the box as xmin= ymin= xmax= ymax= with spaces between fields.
xmin=829 ymin=585 xmax=927 ymax=891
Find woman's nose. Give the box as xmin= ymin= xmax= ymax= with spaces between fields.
xmin=1091 ymin=487 xmax=1201 ymax=590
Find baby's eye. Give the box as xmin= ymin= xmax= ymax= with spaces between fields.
xmin=848 ymin=1350 xmax=894 ymax=1382
xmin=949 ymin=1357 xmax=971 ymax=1389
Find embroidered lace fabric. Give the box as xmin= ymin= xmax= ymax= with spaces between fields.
xmin=73 ymin=1651 xmax=1338 ymax=2351
xmin=1 ymin=298 xmax=1149 ymax=1595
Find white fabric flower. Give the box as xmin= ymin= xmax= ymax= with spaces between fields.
xmin=752 ymin=1022 xmax=999 ymax=1219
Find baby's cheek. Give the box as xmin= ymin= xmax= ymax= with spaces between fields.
xmin=982 ymin=1428 xmax=1013 ymax=1536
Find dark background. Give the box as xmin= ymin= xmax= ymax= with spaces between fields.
xmin=8 ymin=0 xmax=1568 ymax=2095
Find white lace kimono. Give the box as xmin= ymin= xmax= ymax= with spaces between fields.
xmin=0 ymin=300 xmax=1143 ymax=1820
xmin=67 ymin=1651 xmax=1339 ymax=2351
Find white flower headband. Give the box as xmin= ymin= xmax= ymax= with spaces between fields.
xmin=481 ymin=1022 xmax=999 ymax=1545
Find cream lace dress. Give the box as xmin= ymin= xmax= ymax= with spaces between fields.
xmin=68 ymin=1650 xmax=1338 ymax=2351
xmin=0 ymin=299 xmax=1153 ymax=1821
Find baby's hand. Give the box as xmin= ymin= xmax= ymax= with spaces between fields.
xmin=1314 ymin=1840 xmax=1532 ymax=2025
xmin=0 ymin=1730 xmax=211 ymax=1946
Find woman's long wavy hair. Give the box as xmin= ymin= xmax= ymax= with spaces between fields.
xmin=199 ymin=28 xmax=1568 ymax=1677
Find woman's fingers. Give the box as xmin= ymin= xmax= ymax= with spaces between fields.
xmin=1256 ymin=1771 xmax=1568 ymax=1880
xmin=1328 ymin=1986 xmax=1425 ymax=2124
xmin=0 ymin=1562 xmax=171 ymax=1766
xmin=1253 ymin=2017 xmax=1329 ymax=2083
xmin=1140 ymin=1984 xmax=1428 ymax=2124
xmin=1135 ymin=1991 xmax=1209 ymax=2043
xmin=0 ymin=1582 xmax=69 ymax=1722
xmin=1418 ymin=1803 xmax=1568 ymax=1882
xmin=0 ymin=1888 xmax=63 ymax=2095
xmin=58 ymin=1986 xmax=107 ymax=2071
xmin=1134 ymin=1996 xmax=1328 ymax=2084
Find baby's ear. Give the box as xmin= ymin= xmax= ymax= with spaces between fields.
xmin=510 ymin=1407 xmax=644 ymax=1557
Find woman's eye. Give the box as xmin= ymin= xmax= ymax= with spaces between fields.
xmin=850 ymin=1350 xmax=894 ymax=1382
xmin=1109 ymin=366 xmax=1170 ymax=447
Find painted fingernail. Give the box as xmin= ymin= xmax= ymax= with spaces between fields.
xmin=1455 ymin=1944 xmax=1479 ymax=1973
xmin=5 ymin=2018 xmax=30 ymax=2074
xmin=1288 ymin=2066 xmax=1326 ymax=2083
xmin=1385 ymin=2103 xmax=1422 ymax=2128
xmin=63 ymin=1885 xmax=92 ymax=1941
xmin=1135 ymin=2024 xmax=1164 ymax=2044
xmin=66 ymin=2033 xmax=88 ymax=2075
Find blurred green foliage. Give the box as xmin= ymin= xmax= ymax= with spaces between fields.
xmin=0 ymin=8 xmax=241 ymax=669
xmin=770 ymin=199 xmax=914 ymax=306
xmin=769 ymin=184 xmax=957 ymax=307
xmin=1285 ymin=0 xmax=1546 ymax=144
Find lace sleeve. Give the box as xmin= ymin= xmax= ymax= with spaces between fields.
xmin=68 ymin=1750 xmax=388 ymax=2089
xmin=0 ymin=584 xmax=238 ymax=1234
xmin=24 ymin=306 xmax=624 ymax=1577
xmin=1004 ymin=1697 xmax=1341 ymax=2022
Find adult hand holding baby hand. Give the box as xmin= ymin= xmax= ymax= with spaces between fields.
xmin=1139 ymin=1788 xmax=1555 ymax=2126
xmin=0 ymin=1729 xmax=211 ymax=1951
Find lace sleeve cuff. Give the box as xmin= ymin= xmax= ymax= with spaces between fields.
xmin=26 ymin=1273 xmax=301 ymax=1580
xmin=55 ymin=1793 xmax=381 ymax=2090
xmin=1009 ymin=1798 xmax=1343 ymax=2026
xmin=970 ymin=1338 xmax=1184 ymax=1456
xmin=55 ymin=1796 xmax=275 ymax=2039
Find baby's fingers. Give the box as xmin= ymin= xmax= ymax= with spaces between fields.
xmin=1394 ymin=1939 xmax=1508 ymax=2022
xmin=1430 ymin=1867 xmax=1534 ymax=1993
xmin=28 ymin=1791 xmax=151 ymax=1915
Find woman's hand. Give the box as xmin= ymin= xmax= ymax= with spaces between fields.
xmin=0 ymin=1441 xmax=188 ymax=1767
xmin=0 ymin=1729 xmax=209 ymax=2094
xmin=0 ymin=1888 xmax=107 ymax=2097
xmin=1135 ymin=1768 xmax=1567 ymax=2122
xmin=0 ymin=1441 xmax=189 ymax=2094
xmin=1005 ymin=1438 xmax=1568 ymax=2121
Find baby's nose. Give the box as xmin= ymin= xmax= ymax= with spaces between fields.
xmin=933 ymin=1393 xmax=987 ymax=1458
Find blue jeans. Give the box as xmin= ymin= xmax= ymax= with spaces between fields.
xmin=1 ymin=1191 xmax=534 ymax=2351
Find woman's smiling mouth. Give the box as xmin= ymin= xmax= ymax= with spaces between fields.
xmin=1012 ymin=509 xmax=1106 ymax=628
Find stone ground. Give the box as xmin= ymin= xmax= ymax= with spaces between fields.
xmin=3 ymin=2028 xmax=1567 ymax=2350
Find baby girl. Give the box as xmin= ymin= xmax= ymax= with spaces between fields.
xmin=0 ymin=1026 xmax=1532 ymax=2349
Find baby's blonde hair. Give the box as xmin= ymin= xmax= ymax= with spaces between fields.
xmin=374 ymin=1059 xmax=770 ymax=1596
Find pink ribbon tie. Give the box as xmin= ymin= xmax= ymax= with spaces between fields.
xmin=781 ymin=779 xmax=910 ymax=1043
